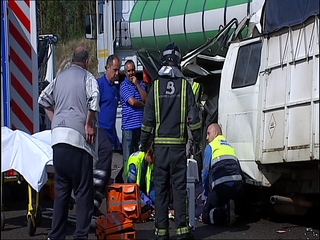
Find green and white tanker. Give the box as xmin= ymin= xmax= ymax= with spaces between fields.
xmin=129 ymin=0 xmax=264 ymax=77
xmin=87 ymin=0 xmax=264 ymax=78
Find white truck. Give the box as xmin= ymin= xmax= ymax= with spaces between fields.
xmin=218 ymin=1 xmax=319 ymax=215
xmin=87 ymin=0 xmax=319 ymax=215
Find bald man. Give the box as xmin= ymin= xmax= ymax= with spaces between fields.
xmin=39 ymin=45 xmax=100 ymax=239
xmin=201 ymin=123 xmax=243 ymax=227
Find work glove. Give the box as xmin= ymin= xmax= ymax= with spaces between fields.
xmin=193 ymin=142 xmax=202 ymax=156
xmin=139 ymin=143 xmax=147 ymax=152
xmin=143 ymin=195 xmax=152 ymax=206
xmin=192 ymin=129 xmax=201 ymax=144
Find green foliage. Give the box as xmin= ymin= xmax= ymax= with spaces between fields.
xmin=37 ymin=0 xmax=96 ymax=43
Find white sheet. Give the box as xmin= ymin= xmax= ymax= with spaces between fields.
xmin=1 ymin=126 xmax=53 ymax=192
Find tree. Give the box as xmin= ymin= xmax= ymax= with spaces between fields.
xmin=37 ymin=0 xmax=96 ymax=43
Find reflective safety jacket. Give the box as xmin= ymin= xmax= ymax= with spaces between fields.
xmin=192 ymin=82 xmax=201 ymax=105
xmin=208 ymin=135 xmax=242 ymax=189
xmin=141 ymin=77 xmax=201 ymax=146
xmin=125 ymin=151 xmax=154 ymax=196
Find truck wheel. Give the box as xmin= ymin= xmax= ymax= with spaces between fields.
xmin=27 ymin=216 xmax=36 ymax=236
xmin=1 ymin=211 xmax=5 ymax=230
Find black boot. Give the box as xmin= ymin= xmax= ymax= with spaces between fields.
xmin=155 ymin=235 xmax=170 ymax=240
xmin=176 ymin=232 xmax=194 ymax=240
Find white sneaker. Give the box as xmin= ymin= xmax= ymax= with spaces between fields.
xmin=209 ymin=208 xmax=216 ymax=224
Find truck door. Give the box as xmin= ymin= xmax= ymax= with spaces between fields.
xmin=219 ymin=38 xmax=263 ymax=184
xmin=96 ymin=0 xmax=114 ymax=75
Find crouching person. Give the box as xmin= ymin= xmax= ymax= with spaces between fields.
xmin=201 ymin=123 xmax=244 ymax=227
xmin=125 ymin=144 xmax=155 ymax=210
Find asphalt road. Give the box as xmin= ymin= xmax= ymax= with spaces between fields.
xmin=1 ymin=153 xmax=319 ymax=240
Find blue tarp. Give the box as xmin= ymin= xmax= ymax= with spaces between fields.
xmin=263 ymin=0 xmax=319 ymax=34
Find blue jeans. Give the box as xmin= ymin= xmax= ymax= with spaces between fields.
xmin=122 ymin=128 xmax=141 ymax=169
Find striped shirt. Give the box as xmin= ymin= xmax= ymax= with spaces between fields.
xmin=120 ymin=77 xmax=146 ymax=130
xmin=38 ymin=64 xmax=100 ymax=159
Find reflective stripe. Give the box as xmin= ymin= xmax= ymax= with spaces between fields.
xmin=192 ymin=82 xmax=201 ymax=105
xmin=180 ymin=80 xmax=186 ymax=139
xmin=154 ymin=137 xmax=186 ymax=145
xmin=210 ymin=155 xmax=239 ymax=167
xmin=154 ymin=80 xmax=160 ymax=136
xmin=93 ymin=169 xmax=106 ymax=177
xmin=93 ymin=178 xmax=103 ymax=187
xmin=155 ymin=228 xmax=169 ymax=236
xmin=192 ymin=82 xmax=200 ymax=95
xmin=127 ymin=171 xmax=137 ymax=183
xmin=111 ymin=213 xmax=122 ymax=232
xmin=211 ymin=175 xmax=242 ymax=189
xmin=176 ymin=226 xmax=190 ymax=235
xmin=108 ymin=199 xmax=141 ymax=207
xmin=189 ymin=121 xmax=201 ymax=130
xmin=141 ymin=124 xmax=153 ymax=133
xmin=94 ymin=199 xmax=101 ymax=208
xmin=163 ymin=49 xmax=181 ymax=58
xmin=8 ymin=0 xmax=39 ymax=134
xmin=209 ymin=208 xmax=215 ymax=224
xmin=192 ymin=82 xmax=200 ymax=100
xmin=146 ymin=164 xmax=153 ymax=195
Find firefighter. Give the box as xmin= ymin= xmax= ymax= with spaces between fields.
xmin=124 ymin=143 xmax=155 ymax=208
xmin=139 ymin=42 xmax=201 ymax=240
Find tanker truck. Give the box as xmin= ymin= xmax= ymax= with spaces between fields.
xmin=86 ymin=0 xmax=319 ymax=215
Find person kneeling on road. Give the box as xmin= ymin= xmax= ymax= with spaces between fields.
xmin=125 ymin=143 xmax=155 ymax=210
xmin=201 ymin=123 xmax=244 ymax=227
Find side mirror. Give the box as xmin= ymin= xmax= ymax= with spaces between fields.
xmin=85 ymin=14 xmax=97 ymax=39
xmin=50 ymin=35 xmax=58 ymax=44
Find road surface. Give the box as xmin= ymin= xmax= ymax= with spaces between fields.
xmin=1 ymin=153 xmax=319 ymax=239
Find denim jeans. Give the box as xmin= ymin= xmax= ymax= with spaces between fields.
xmin=122 ymin=128 xmax=141 ymax=170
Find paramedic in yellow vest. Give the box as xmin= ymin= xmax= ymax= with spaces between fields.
xmin=201 ymin=123 xmax=243 ymax=227
xmin=125 ymin=146 xmax=155 ymax=207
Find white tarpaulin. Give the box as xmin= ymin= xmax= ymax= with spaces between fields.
xmin=1 ymin=126 xmax=52 ymax=192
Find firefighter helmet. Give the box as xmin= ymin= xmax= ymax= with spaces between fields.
xmin=161 ymin=42 xmax=181 ymax=67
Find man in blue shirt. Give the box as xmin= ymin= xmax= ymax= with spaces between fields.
xmin=98 ymin=55 xmax=121 ymax=150
xmin=120 ymin=60 xmax=147 ymax=180
xmin=93 ymin=55 xmax=121 ymax=216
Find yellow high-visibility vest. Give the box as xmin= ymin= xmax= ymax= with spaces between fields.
xmin=125 ymin=151 xmax=153 ymax=195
